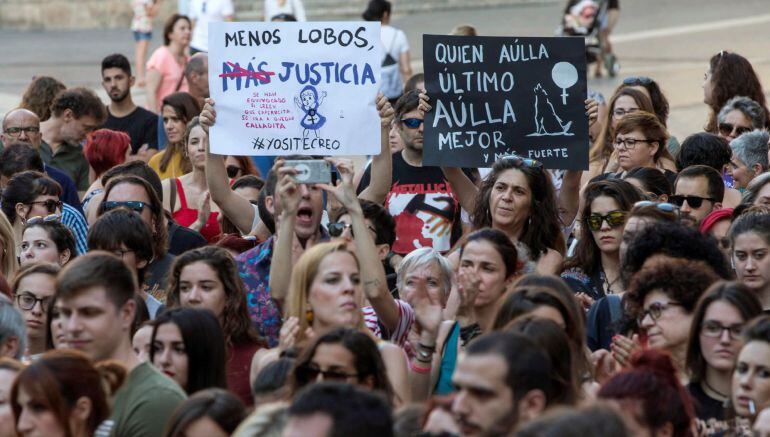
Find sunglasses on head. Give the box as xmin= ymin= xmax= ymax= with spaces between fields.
xmin=633 ymin=201 xmax=679 ymax=213
xmin=622 ymin=76 xmax=653 ymax=86
xmin=295 ymin=364 xmax=357 ymax=384
xmin=669 ymin=195 xmax=716 ymax=209
xmin=585 ymin=210 xmax=627 ymax=231
xmin=25 ymin=214 xmax=61 ymax=226
xmin=226 ymin=165 xmax=242 ymax=179
xmin=103 ymin=200 xmax=149 ymax=214
xmin=27 ymin=199 xmax=63 ymax=214
xmin=500 ymin=154 xmax=544 ymax=170
xmin=718 ymin=122 xmax=752 ymax=138
xmin=400 ymin=118 xmax=424 ymax=129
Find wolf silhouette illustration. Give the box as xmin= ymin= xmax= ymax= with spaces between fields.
xmin=530 ymin=83 xmax=573 ymax=136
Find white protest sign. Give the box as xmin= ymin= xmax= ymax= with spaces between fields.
xmin=208 ymin=22 xmax=382 ymax=156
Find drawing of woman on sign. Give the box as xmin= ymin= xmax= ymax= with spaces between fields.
xmin=295 ymin=85 xmax=327 ymax=138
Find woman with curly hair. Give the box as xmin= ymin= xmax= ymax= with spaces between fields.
xmin=166 ymin=246 xmax=264 ymax=406
xmin=20 ymin=76 xmax=66 ymax=122
xmin=703 ymin=51 xmax=770 ymax=134
xmin=625 ymin=257 xmax=720 ymax=379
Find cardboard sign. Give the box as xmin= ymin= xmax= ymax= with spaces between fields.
xmin=208 ymin=22 xmax=382 ymax=156
xmin=422 ymin=35 xmax=589 ymax=169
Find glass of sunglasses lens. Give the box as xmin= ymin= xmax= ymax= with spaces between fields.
xmin=586 ymin=211 xmax=627 ymax=231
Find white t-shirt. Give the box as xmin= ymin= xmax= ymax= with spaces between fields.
xmin=189 ymin=0 xmax=234 ymax=51
xmin=379 ymin=25 xmax=409 ymax=99
xmin=264 ymin=0 xmax=307 ymax=21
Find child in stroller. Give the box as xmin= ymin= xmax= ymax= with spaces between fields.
xmin=558 ymin=0 xmax=620 ymax=78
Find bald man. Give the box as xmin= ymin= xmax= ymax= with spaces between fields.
xmin=1 ymin=108 xmax=83 ymax=214
xmin=184 ymin=53 xmax=209 ymax=109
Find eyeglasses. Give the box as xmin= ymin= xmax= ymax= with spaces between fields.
xmin=27 ymin=200 xmax=63 ymax=214
xmin=637 ymin=301 xmax=682 ymax=325
xmin=15 ymin=292 xmax=51 ymax=313
xmin=295 ymin=364 xmax=358 ymax=384
xmin=613 ymin=137 xmax=651 ymax=150
xmin=612 ymin=108 xmax=639 ymax=118
xmin=327 ymin=222 xmax=376 ymax=238
xmin=500 ymin=154 xmax=544 ymax=170
xmin=103 ymin=200 xmax=149 ymax=214
xmin=4 ymin=126 xmax=40 ymax=136
xmin=25 ymin=214 xmax=61 ymax=225
xmin=112 ymin=249 xmax=135 ymax=258
xmin=226 ymin=165 xmax=242 ymax=179
xmin=669 ymin=195 xmax=716 ymax=209
xmin=718 ymin=122 xmax=752 ymax=138
xmin=701 ymin=320 xmax=743 ymax=340
xmin=622 ymin=76 xmax=653 ymax=86
xmin=585 ymin=210 xmax=628 ymax=231
xmin=400 ymin=118 xmax=424 ymax=129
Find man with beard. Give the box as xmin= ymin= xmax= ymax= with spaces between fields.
xmin=672 ymin=165 xmax=724 ymax=228
xmin=100 ymin=54 xmax=158 ymax=162
xmin=451 ymin=332 xmax=553 ymax=436
xmin=357 ymin=90 xmax=476 ymax=261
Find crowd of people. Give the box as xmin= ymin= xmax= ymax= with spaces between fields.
xmin=1 ymin=0 xmax=770 ymax=436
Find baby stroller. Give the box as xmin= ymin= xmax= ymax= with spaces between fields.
xmin=557 ymin=0 xmax=619 ymax=77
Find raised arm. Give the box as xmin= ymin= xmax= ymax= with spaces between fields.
xmin=359 ymin=93 xmax=394 ymax=204
xmin=560 ymin=99 xmax=598 ymax=225
xmin=268 ymin=160 xmax=300 ymax=308
xmin=321 ymin=158 xmax=400 ymax=332
xmin=200 ymin=99 xmax=259 ymax=234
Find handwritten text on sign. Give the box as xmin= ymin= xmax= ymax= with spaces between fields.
xmin=422 ymin=35 xmax=588 ymax=170
xmin=208 ymin=22 xmax=381 ymax=156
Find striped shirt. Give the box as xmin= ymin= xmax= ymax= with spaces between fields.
xmin=363 ymin=299 xmax=415 ymax=346
xmin=62 ymin=203 xmax=88 ymax=255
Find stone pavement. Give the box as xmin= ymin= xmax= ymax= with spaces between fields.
xmin=1 ymin=0 xmax=769 ymax=141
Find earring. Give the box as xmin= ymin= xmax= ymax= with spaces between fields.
xmin=306 ymin=308 xmax=314 ymax=325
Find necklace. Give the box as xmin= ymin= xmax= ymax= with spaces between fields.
xmin=602 ymin=269 xmax=620 ymax=295
xmin=702 ymin=378 xmax=729 ymax=401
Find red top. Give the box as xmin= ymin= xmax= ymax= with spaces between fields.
xmin=171 ymin=178 xmax=221 ymax=243
xmin=227 ymin=341 xmax=262 ymax=407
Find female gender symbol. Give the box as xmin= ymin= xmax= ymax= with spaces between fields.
xmin=552 ymin=62 xmax=578 ymax=105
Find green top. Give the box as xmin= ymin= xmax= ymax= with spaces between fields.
xmin=38 ymin=140 xmax=90 ymax=191
xmin=106 ymin=362 xmax=186 ymax=437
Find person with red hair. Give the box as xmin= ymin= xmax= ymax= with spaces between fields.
xmin=599 ymin=349 xmax=696 ymax=437
xmin=82 ymin=129 xmax=131 ymax=212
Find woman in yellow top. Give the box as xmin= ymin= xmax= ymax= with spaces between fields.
xmin=149 ymin=92 xmax=200 ymax=179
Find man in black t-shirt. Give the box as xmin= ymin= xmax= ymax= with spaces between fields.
xmin=358 ymin=90 xmax=474 ymax=256
xmin=100 ymin=54 xmax=158 ymax=162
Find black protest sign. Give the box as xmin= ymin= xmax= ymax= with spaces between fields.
xmin=422 ymin=35 xmax=588 ymax=169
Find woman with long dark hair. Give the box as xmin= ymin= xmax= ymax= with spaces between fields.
xmin=166 ymin=246 xmax=264 ymax=405
xmin=148 ymin=92 xmax=200 ymax=179
xmin=562 ymin=179 xmax=641 ymax=301
xmin=703 ymin=51 xmax=770 ymax=134
xmin=150 ymin=308 xmax=227 ymax=395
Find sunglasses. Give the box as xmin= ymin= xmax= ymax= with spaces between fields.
xmin=718 ymin=122 xmax=752 ymax=138
xmin=622 ymin=76 xmax=653 ymax=86
xmin=327 ymin=222 xmax=377 ymax=239
xmin=226 ymin=165 xmax=242 ymax=179
xmin=27 ymin=200 xmax=63 ymax=214
xmin=401 ymin=118 xmax=424 ymax=129
xmin=669 ymin=195 xmax=716 ymax=209
xmin=103 ymin=200 xmax=149 ymax=214
xmin=295 ymin=364 xmax=357 ymax=384
xmin=500 ymin=154 xmax=544 ymax=170
xmin=25 ymin=214 xmax=61 ymax=225
xmin=585 ymin=210 xmax=627 ymax=231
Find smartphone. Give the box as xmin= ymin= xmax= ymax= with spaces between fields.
xmin=283 ymin=159 xmax=331 ymax=184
